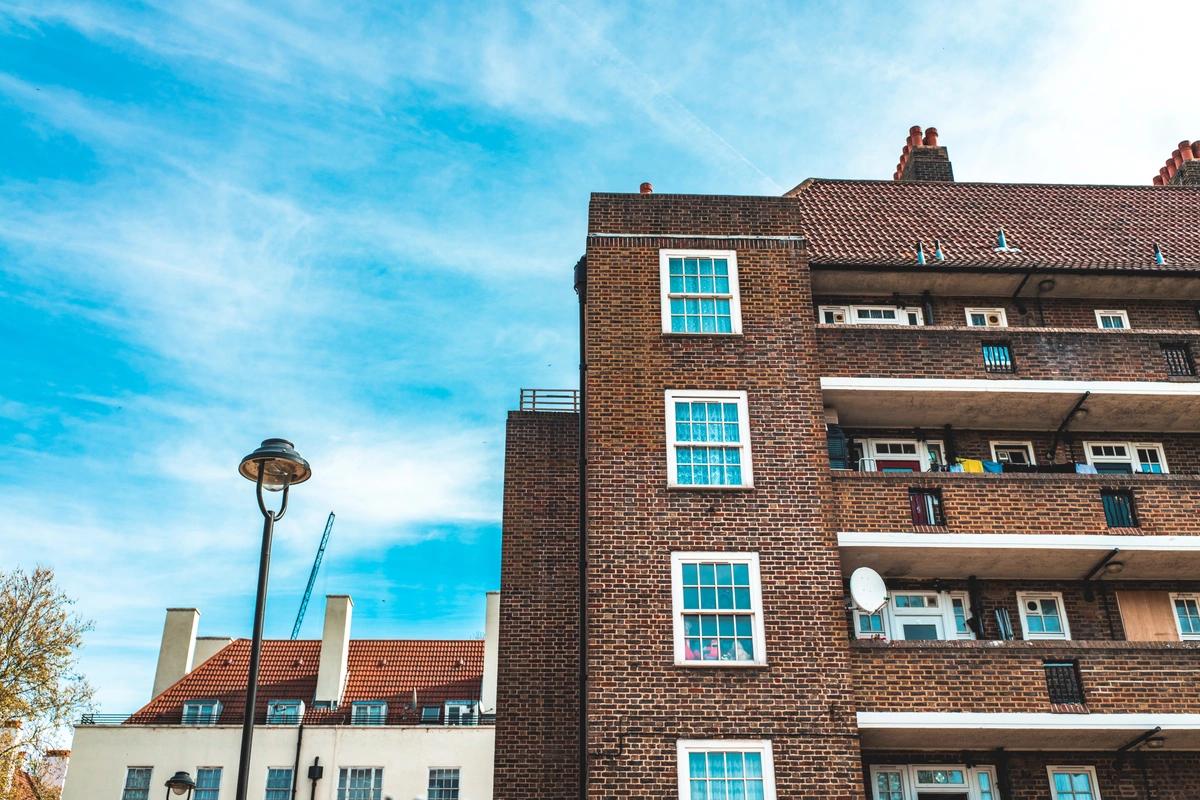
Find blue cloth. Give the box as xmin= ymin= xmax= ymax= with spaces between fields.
xmin=949 ymin=464 xmax=964 ymax=473
xmin=982 ymin=460 xmax=1003 ymax=473
xmin=1076 ymin=463 xmax=1098 ymax=474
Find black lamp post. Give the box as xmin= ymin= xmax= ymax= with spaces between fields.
xmin=164 ymin=771 xmax=196 ymax=800
xmin=234 ymin=438 xmax=311 ymax=800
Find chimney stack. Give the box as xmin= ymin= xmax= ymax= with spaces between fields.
xmin=152 ymin=608 xmax=199 ymax=698
xmin=893 ymin=125 xmax=954 ymax=182
xmin=1152 ymin=140 xmax=1200 ymax=185
xmin=481 ymin=591 xmax=500 ymax=714
xmin=314 ymin=595 xmax=353 ymax=705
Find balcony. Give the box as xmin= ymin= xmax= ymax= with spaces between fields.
xmin=853 ymin=640 xmax=1200 ymax=750
xmin=81 ymin=710 xmax=497 ymax=727
xmin=817 ymin=325 xmax=1200 ymax=382
xmin=831 ymin=470 xmax=1200 ymax=543
xmin=818 ymin=327 xmax=1200 ymax=432
xmin=518 ymin=388 xmax=579 ymax=412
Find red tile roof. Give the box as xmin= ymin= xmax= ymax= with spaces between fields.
xmin=130 ymin=638 xmax=483 ymax=725
xmin=787 ymin=179 xmax=1200 ymax=270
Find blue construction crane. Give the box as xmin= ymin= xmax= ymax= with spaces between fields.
xmin=291 ymin=511 xmax=335 ymax=639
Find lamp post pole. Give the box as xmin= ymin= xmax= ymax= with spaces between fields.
xmin=233 ymin=439 xmax=311 ymax=800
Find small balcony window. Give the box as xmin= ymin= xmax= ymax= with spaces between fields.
xmin=181 ymin=700 xmax=221 ymax=725
xmin=1101 ymin=489 xmax=1138 ymax=528
xmin=420 ymin=706 xmax=441 ymax=724
xmin=266 ymin=700 xmax=302 ymax=724
xmin=909 ymin=488 xmax=945 ymax=526
xmin=1163 ymin=342 xmax=1196 ymax=376
xmin=443 ymin=700 xmax=479 ymax=725
xmin=1044 ymin=660 xmax=1086 ymax=705
xmin=350 ymin=701 xmax=387 ymax=725
xmin=981 ymin=342 xmax=1015 ymax=373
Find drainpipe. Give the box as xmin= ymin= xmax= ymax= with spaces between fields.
xmin=921 ymin=290 xmax=935 ymax=325
xmin=290 ymin=722 xmax=304 ymax=800
xmin=573 ymin=255 xmax=589 ymax=800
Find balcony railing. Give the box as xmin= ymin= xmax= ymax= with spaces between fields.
xmin=519 ymin=388 xmax=579 ymax=412
xmin=816 ymin=325 xmax=1200 ymax=381
xmin=80 ymin=711 xmax=497 ymax=727
xmin=852 ymin=640 xmax=1200 ymax=714
xmin=830 ymin=470 xmax=1200 ymax=536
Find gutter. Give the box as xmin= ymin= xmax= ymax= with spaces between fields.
xmin=573 ymin=255 xmax=589 ymax=800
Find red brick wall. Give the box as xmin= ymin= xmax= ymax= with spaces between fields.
xmin=816 ymin=295 xmax=1200 ymax=330
xmin=583 ymin=193 xmax=865 ymax=798
xmin=816 ymin=325 xmax=1200 ymax=381
xmin=494 ymin=411 xmax=580 ymax=800
xmin=831 ymin=471 xmax=1200 ymax=536
xmin=852 ymin=640 xmax=1200 ymax=713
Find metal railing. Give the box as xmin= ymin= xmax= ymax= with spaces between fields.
xmin=80 ymin=711 xmax=497 ymax=727
xmin=1162 ymin=343 xmax=1196 ymax=376
xmin=519 ymin=388 xmax=579 ymax=412
xmin=981 ymin=342 xmax=1015 ymax=373
xmin=1044 ymin=660 xmax=1086 ymax=705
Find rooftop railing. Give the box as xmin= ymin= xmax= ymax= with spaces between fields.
xmin=519 ymin=388 xmax=579 ymax=412
xmin=79 ymin=711 xmax=497 ymax=727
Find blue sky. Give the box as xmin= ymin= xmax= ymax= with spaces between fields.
xmin=0 ymin=1 xmax=1193 ymax=711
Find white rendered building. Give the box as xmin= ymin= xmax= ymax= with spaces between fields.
xmin=63 ymin=593 xmax=499 ymax=800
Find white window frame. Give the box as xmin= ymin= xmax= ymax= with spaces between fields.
xmin=1017 ymin=591 xmax=1071 ymax=640
xmin=660 ymin=249 xmax=742 ymax=335
xmin=1083 ymin=441 xmax=1169 ymax=474
xmin=869 ymin=764 xmax=998 ymax=800
xmin=676 ymin=740 xmax=777 ymax=800
xmin=862 ymin=439 xmax=945 ymax=472
xmin=427 ymin=767 xmax=462 ymax=800
xmin=818 ymin=305 xmax=849 ymax=324
xmin=121 ymin=768 xmax=154 ymax=800
xmin=989 ymin=440 xmax=1037 ymax=466
xmin=854 ymin=590 xmax=974 ymax=642
xmin=265 ymin=768 xmax=294 ymax=800
xmin=665 ymin=390 xmax=754 ymax=488
xmin=671 ymin=552 xmax=767 ymax=667
xmin=965 ymin=307 xmax=1008 ymax=327
xmin=350 ymin=700 xmax=387 ymax=725
xmin=443 ymin=699 xmax=478 ymax=725
xmin=194 ymin=767 xmax=222 ymax=800
xmin=336 ymin=768 xmax=384 ymax=800
xmin=819 ymin=304 xmax=924 ymax=326
xmin=182 ymin=699 xmax=221 ymax=725
xmin=1046 ymin=765 xmax=1102 ymax=800
xmin=1169 ymin=592 xmax=1200 ymax=641
xmin=266 ymin=699 xmax=303 ymax=724
xmin=1094 ymin=310 xmax=1129 ymax=330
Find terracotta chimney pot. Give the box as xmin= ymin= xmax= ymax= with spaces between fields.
xmin=1192 ymin=142 xmax=1200 ymax=159
xmin=923 ymin=127 xmax=939 ymax=147
xmin=1153 ymin=174 xmax=1164 ymax=185
xmin=1179 ymin=141 xmax=1194 ymax=161
xmin=639 ymin=182 xmax=653 ymax=194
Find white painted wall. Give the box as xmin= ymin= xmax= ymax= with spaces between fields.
xmin=63 ymin=724 xmax=494 ymax=800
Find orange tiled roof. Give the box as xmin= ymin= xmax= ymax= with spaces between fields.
xmin=130 ymin=638 xmax=483 ymax=725
xmin=788 ymin=179 xmax=1200 ymax=270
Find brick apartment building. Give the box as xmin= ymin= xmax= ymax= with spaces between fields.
xmin=495 ymin=129 xmax=1200 ymax=799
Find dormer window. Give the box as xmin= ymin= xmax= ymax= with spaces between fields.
xmin=350 ymin=701 xmax=387 ymax=725
xmin=181 ymin=699 xmax=221 ymax=725
xmin=266 ymin=699 xmax=303 ymax=724
xmin=443 ymin=700 xmax=478 ymax=725
xmin=420 ymin=706 xmax=441 ymax=724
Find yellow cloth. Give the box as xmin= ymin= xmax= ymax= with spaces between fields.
xmin=958 ymin=458 xmax=984 ymax=473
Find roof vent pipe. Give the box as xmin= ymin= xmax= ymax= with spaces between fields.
xmin=1154 ymin=243 xmax=1166 ymax=266
xmin=934 ymin=240 xmax=946 ymax=262
xmin=915 ymin=241 xmax=926 ymax=265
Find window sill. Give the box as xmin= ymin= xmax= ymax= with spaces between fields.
xmin=674 ymin=660 xmax=769 ymax=669
xmin=662 ymin=332 xmax=744 ymax=338
xmin=667 ymin=484 xmax=755 ymax=492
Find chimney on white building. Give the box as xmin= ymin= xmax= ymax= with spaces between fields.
xmin=315 ymin=595 xmax=353 ymax=705
xmin=152 ymin=608 xmax=199 ymax=698
xmin=481 ymin=592 xmax=500 ymax=714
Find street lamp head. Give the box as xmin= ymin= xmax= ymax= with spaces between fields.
xmin=239 ymin=438 xmax=311 ymax=491
xmin=165 ymin=771 xmax=196 ymax=795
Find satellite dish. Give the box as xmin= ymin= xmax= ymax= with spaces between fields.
xmin=850 ymin=567 xmax=888 ymax=613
